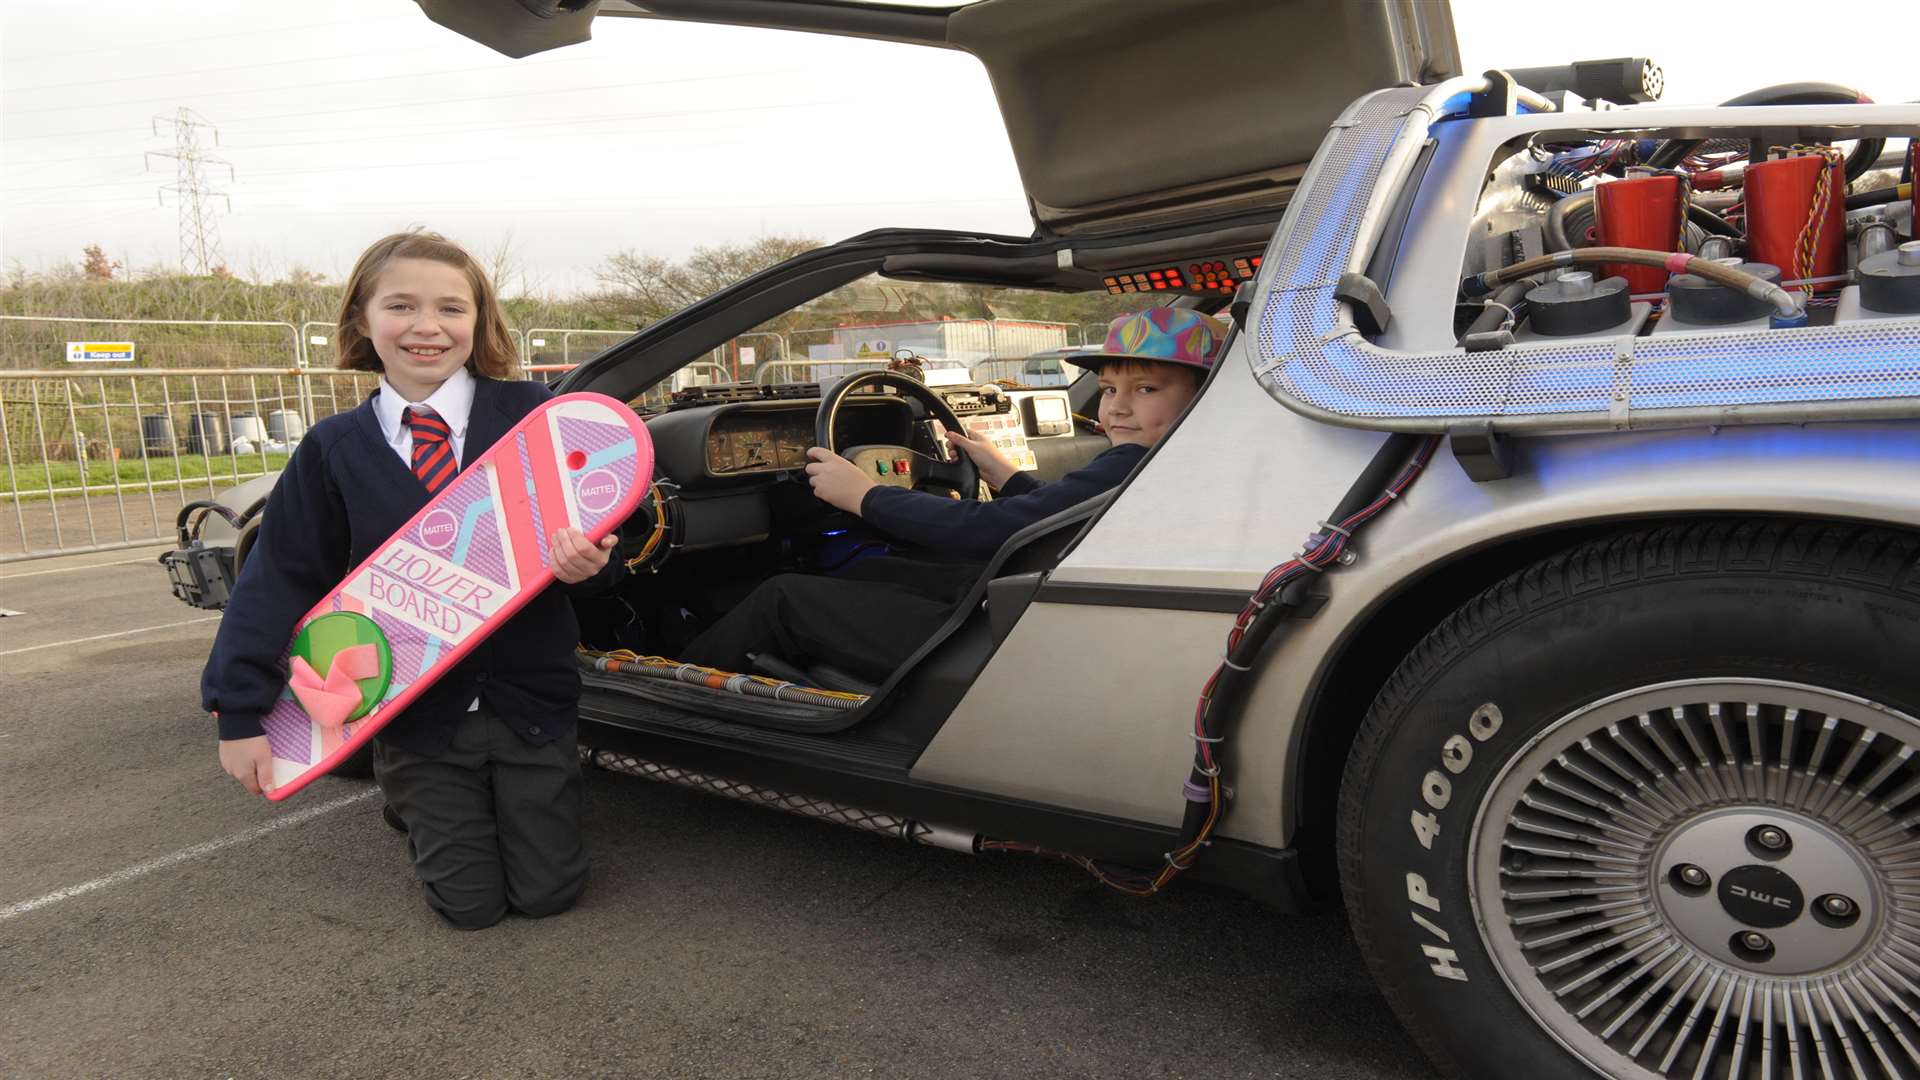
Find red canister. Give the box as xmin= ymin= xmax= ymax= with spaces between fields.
xmin=1744 ymin=153 xmax=1847 ymax=287
xmin=1593 ymin=173 xmax=1686 ymax=294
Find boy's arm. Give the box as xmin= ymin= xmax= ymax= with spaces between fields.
xmin=858 ymin=444 xmax=1144 ymax=559
xmin=995 ymin=469 xmax=1042 ymax=498
xmin=202 ymin=437 xmax=350 ymax=740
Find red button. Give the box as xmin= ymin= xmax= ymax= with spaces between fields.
xmin=893 ymin=458 xmax=910 ymax=474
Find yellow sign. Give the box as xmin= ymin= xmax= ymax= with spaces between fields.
xmin=65 ymin=341 xmax=135 ymax=363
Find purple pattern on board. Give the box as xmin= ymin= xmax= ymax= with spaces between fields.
xmin=262 ymin=697 xmax=311 ymax=763
xmin=393 ymin=456 xmax=514 ymax=597
xmin=460 ymin=501 xmax=510 ymax=592
xmin=554 ymin=414 xmax=642 ymax=535
xmin=385 ymin=613 xmax=432 ymax=681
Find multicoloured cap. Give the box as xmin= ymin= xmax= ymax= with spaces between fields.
xmin=1063 ymin=308 xmax=1228 ymax=372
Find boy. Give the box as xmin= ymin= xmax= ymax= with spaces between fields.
xmin=681 ymin=307 xmax=1225 ymax=683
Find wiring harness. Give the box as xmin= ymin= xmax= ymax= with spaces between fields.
xmin=579 ymin=647 xmax=869 ymax=710
xmin=622 ymin=479 xmax=681 ymax=573
xmin=983 ymin=432 xmax=1443 ymax=895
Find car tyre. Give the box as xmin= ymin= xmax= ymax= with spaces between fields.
xmin=1338 ymin=518 xmax=1920 ymax=1078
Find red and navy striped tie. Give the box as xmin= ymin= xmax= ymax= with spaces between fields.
xmin=406 ymin=407 xmax=457 ymax=494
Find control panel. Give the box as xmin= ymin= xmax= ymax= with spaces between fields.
xmin=846 ymin=446 xmax=916 ymax=488
xmin=963 ymin=412 xmax=1038 ymax=472
xmin=1020 ymin=394 xmax=1072 ymax=437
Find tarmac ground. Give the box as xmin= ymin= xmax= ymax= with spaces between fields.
xmin=0 ymin=544 xmax=1433 ymax=1079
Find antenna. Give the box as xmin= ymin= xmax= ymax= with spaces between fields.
xmin=146 ymin=108 xmax=234 ymax=275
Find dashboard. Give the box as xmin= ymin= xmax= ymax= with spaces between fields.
xmin=705 ymin=410 xmax=814 ymax=475
xmin=642 ymin=396 xmax=916 ymax=487
xmin=626 ymin=383 xmax=1096 ymax=557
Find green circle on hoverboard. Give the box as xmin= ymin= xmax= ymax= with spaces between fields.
xmin=288 ymin=611 xmax=393 ymax=723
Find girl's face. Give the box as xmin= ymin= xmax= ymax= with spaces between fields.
xmin=362 ymin=257 xmax=477 ymax=401
xmin=1096 ymin=361 xmax=1202 ymax=449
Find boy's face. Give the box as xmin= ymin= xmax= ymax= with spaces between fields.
xmin=362 ymin=257 xmax=477 ymax=401
xmin=1096 ymin=360 xmax=1202 ymax=449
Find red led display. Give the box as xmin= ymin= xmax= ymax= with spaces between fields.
xmin=1107 ymin=254 xmax=1259 ymax=295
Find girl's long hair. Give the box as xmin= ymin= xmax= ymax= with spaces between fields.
xmin=335 ymin=229 xmax=516 ymax=378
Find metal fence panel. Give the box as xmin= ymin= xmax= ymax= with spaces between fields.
xmin=0 ymin=368 xmax=377 ymax=561
xmin=0 ymin=320 xmax=811 ymax=560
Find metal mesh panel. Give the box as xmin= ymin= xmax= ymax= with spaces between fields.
xmin=587 ymin=749 xmax=912 ymax=839
xmin=1250 ymin=91 xmax=1920 ymax=432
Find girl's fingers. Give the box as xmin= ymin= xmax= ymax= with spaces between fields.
xmin=549 ymin=529 xmax=611 ymax=581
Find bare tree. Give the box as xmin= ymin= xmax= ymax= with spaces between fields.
xmin=482 ymin=229 xmax=539 ymax=298
xmin=593 ymin=234 xmax=818 ymax=322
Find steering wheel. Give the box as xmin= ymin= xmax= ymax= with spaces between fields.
xmin=815 ymin=370 xmax=980 ymax=501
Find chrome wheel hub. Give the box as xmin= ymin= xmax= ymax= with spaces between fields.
xmin=1470 ymin=680 xmax=1920 ymax=1079
xmin=1653 ymin=808 xmax=1878 ymax=975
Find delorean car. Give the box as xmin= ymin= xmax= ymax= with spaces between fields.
xmin=168 ymin=2 xmax=1920 ymax=1076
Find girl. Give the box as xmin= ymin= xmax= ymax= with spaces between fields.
xmin=205 ymin=229 xmax=621 ymax=930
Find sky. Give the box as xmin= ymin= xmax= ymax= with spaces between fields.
xmin=2 ymin=0 xmax=1913 ymax=295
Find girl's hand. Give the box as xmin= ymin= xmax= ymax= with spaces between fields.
xmin=552 ymin=528 xmax=616 ymax=583
xmin=219 ymin=736 xmax=277 ymax=796
xmin=944 ymin=425 xmax=1018 ymax=489
xmin=804 ymin=447 xmax=875 ymax=514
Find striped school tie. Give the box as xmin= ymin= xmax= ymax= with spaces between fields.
xmin=405 ymin=407 xmax=457 ymax=494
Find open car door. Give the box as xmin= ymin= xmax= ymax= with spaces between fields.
xmin=414 ymin=0 xmax=1460 ymax=238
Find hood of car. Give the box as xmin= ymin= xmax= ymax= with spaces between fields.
xmin=414 ymin=0 xmax=1460 ymax=237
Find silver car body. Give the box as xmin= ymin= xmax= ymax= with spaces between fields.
xmin=917 ymin=89 xmax=1920 ymax=848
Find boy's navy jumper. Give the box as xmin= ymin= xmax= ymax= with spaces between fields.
xmin=681 ymin=441 xmax=1146 ymax=680
xmin=859 ymin=441 xmax=1145 ymax=558
xmin=202 ymin=376 xmax=620 ymax=755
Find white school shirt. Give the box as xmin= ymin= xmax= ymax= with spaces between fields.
xmin=374 ymin=367 xmax=481 ymax=711
xmin=373 ymin=366 xmax=474 ymax=467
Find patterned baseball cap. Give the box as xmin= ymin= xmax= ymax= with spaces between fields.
xmin=1063 ymin=307 xmax=1228 ymax=372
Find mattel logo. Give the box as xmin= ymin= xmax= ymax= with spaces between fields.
xmin=419 ymin=508 xmax=460 ymax=552
xmin=576 ymin=468 xmax=621 ymax=513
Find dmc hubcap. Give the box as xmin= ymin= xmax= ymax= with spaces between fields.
xmin=1470 ymin=680 xmax=1920 ymax=1079
xmin=1655 ymin=808 xmax=1875 ymax=974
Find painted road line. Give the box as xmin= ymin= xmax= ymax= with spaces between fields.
xmin=0 ymin=787 xmax=380 ymax=922
xmin=0 ymin=554 xmax=165 ymax=580
xmin=0 ymin=615 xmax=220 ymax=657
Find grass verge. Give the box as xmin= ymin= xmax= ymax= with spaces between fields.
xmin=1 ymin=452 xmax=289 ymax=500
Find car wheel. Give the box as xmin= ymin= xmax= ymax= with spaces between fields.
xmin=1338 ymin=518 xmax=1920 ymax=1078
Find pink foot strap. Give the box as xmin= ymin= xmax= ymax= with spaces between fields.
xmin=288 ymin=645 xmax=381 ymax=730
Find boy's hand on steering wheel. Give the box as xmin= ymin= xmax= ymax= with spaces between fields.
xmin=944 ymin=426 xmax=1018 ymax=489
xmin=804 ymin=447 xmax=875 ymax=515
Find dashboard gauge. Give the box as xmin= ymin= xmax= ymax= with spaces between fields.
xmin=733 ymin=432 xmax=773 ymax=471
xmin=702 ymin=402 xmax=906 ymax=477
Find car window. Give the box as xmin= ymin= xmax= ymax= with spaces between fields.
xmin=670 ymin=274 xmax=1152 ymax=395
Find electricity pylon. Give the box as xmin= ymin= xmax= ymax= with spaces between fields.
xmin=146 ymin=108 xmax=234 ymax=275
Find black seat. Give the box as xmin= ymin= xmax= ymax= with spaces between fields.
xmin=741 ymin=491 xmax=1116 ymax=704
